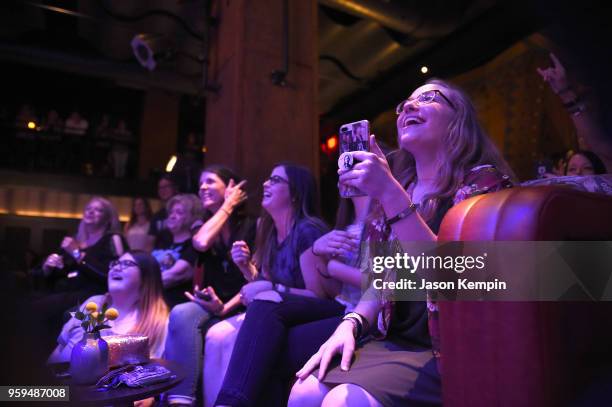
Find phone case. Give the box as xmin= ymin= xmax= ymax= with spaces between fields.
xmin=338 ymin=120 xmax=370 ymax=198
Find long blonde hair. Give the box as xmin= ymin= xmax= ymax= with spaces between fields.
xmin=120 ymin=251 xmax=168 ymax=354
xmin=75 ymin=197 xmax=121 ymax=242
xmin=391 ymin=79 xmax=515 ymax=220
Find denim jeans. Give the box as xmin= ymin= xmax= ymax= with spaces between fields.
xmin=215 ymin=294 xmax=345 ymax=407
xmin=165 ymin=301 xmax=217 ymax=405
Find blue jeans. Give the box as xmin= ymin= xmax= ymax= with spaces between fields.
xmin=215 ymin=294 xmax=345 ymax=407
xmin=164 ymin=301 xmax=218 ymax=404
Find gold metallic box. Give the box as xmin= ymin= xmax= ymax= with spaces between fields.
xmin=104 ymin=334 xmax=150 ymax=367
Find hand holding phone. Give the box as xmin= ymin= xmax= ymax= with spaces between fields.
xmin=194 ymin=286 xmax=212 ymax=301
xmin=338 ymin=119 xmax=370 ymax=198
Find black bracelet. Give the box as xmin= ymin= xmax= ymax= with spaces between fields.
xmin=354 ymin=311 xmax=370 ymax=334
xmin=385 ymin=202 xmax=417 ymax=227
xmin=342 ymin=317 xmax=362 ymax=338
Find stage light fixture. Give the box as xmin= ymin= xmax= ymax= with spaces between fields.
xmin=166 ymin=155 xmax=178 ymax=172
xmin=326 ymin=135 xmax=338 ymax=151
xmin=131 ymin=34 xmax=168 ymax=71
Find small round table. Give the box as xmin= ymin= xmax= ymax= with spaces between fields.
xmin=56 ymin=359 xmax=183 ymax=406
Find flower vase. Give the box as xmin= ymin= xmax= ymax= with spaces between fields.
xmin=70 ymin=332 xmax=109 ymax=384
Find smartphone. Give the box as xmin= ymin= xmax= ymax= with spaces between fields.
xmin=338 ymin=119 xmax=370 ymax=198
xmin=195 ymin=290 xmax=212 ymax=301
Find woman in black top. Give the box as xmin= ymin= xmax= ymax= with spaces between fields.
xmin=40 ymin=196 xmax=125 ymax=296
xmin=34 ymin=196 xmax=126 ymax=354
xmin=164 ymin=166 xmax=255 ymax=407
xmin=151 ymin=194 xmax=202 ymax=308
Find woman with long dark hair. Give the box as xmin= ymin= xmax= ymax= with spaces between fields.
xmin=565 ymin=150 xmax=607 ymax=176
xmin=164 ymin=165 xmax=255 ymax=407
xmin=200 ymin=163 xmax=329 ymax=407
xmin=124 ymin=197 xmax=152 ymax=252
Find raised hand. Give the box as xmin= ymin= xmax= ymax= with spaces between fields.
xmin=536 ymin=53 xmax=569 ymax=95
xmin=60 ymin=236 xmax=79 ymax=253
xmin=223 ymin=179 xmax=248 ymax=211
xmin=231 ymin=240 xmax=251 ymax=267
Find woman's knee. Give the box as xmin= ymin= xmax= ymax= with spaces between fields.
xmin=245 ymin=298 xmax=279 ymax=318
xmin=204 ymin=321 xmax=234 ymax=348
xmin=168 ymin=302 xmax=209 ymax=333
xmin=321 ymin=384 xmax=382 ymax=407
xmin=288 ymin=375 xmax=329 ymax=407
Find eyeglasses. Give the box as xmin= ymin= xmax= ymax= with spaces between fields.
xmin=395 ymin=89 xmax=455 ymax=114
xmin=109 ymin=259 xmax=139 ymax=270
xmin=266 ymin=175 xmax=289 ymax=185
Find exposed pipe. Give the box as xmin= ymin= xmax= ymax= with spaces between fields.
xmin=320 ymin=55 xmax=364 ymax=82
xmin=270 ymin=0 xmax=289 ymax=86
xmin=318 ymin=0 xmax=460 ymax=38
xmin=200 ymin=0 xmax=220 ymax=94
xmin=0 ymin=43 xmax=200 ymax=95
xmin=97 ymin=0 xmax=204 ymax=41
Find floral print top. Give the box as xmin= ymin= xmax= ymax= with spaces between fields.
xmin=364 ymin=165 xmax=513 ymax=368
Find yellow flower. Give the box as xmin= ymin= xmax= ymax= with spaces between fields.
xmin=105 ymin=308 xmax=119 ymax=320
xmin=85 ymin=302 xmax=98 ymax=312
xmin=91 ymin=311 xmax=99 ymax=320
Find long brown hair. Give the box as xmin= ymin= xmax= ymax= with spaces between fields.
xmin=253 ymin=163 xmax=327 ymax=278
xmin=200 ymin=165 xmax=249 ymax=235
xmin=391 ymin=79 xmax=515 ymax=220
xmin=127 ymin=197 xmax=152 ymax=228
xmin=126 ymin=251 xmax=168 ymax=355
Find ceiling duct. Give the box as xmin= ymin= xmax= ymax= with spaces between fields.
xmin=318 ymin=0 xmax=468 ymax=38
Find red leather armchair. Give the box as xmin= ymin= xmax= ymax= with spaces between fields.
xmin=437 ymin=186 xmax=612 ymax=406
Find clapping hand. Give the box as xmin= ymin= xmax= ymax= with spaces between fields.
xmin=42 ymin=253 xmax=64 ymax=275
xmin=61 ymin=236 xmax=79 ymax=253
